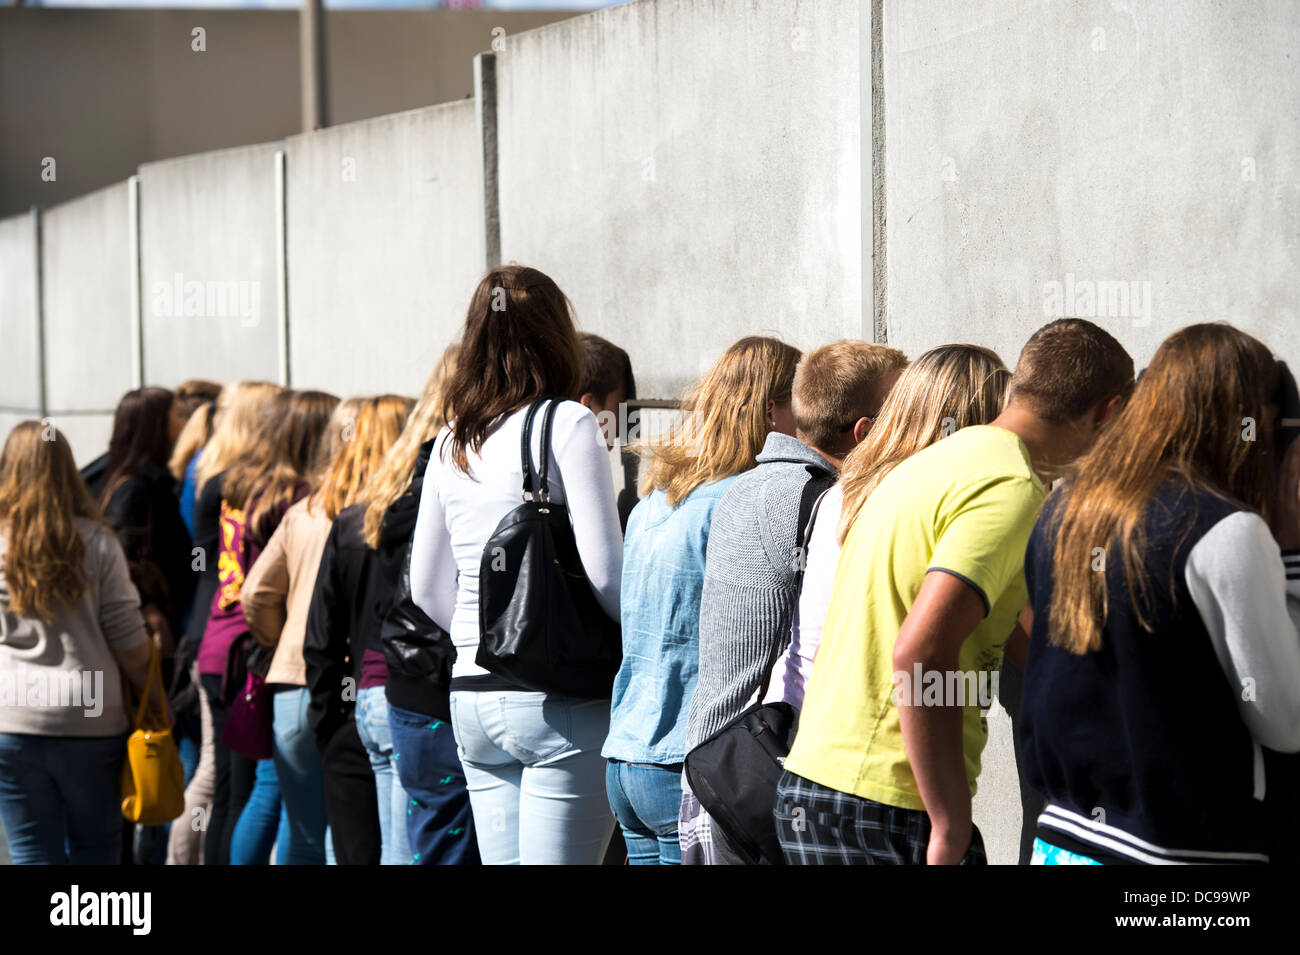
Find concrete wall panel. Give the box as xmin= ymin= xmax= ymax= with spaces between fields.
xmin=285 ymin=102 xmax=482 ymax=398
xmin=883 ymin=0 xmax=1300 ymax=369
xmin=0 ymin=211 xmax=40 ymax=416
xmin=139 ymin=143 xmax=283 ymax=388
xmin=40 ymin=181 xmax=134 ymax=415
xmin=496 ymin=0 xmax=864 ymax=400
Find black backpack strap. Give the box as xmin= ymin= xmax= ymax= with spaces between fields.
xmin=755 ymin=465 xmax=836 ymax=704
xmin=519 ymin=397 xmax=550 ymax=499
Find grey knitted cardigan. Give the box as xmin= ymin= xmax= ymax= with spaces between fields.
xmin=684 ymin=431 xmax=836 ymax=750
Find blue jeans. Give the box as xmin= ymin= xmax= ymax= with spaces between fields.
xmin=231 ymin=757 xmax=290 ymax=865
xmin=0 ymin=732 xmax=127 ymax=865
xmin=389 ymin=703 xmax=479 ymax=866
xmin=606 ymin=760 xmax=682 ymax=864
xmin=271 ymin=686 xmax=329 ymax=864
xmin=449 ymin=690 xmax=614 ymax=865
xmin=355 ymin=686 xmax=411 ymax=865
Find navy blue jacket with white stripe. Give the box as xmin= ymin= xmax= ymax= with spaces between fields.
xmin=1019 ymin=477 xmax=1300 ymax=865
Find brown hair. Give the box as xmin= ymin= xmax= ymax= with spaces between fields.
xmin=1008 ymin=318 xmax=1134 ymax=424
xmin=226 ymin=389 xmax=339 ymax=547
xmin=172 ymin=379 xmax=221 ymax=426
xmin=441 ymin=265 xmax=583 ymax=475
xmin=793 ymin=340 xmax=909 ymax=455
xmin=362 ymin=343 xmax=460 ymax=549
xmin=1048 ymin=323 xmax=1279 ymax=654
xmin=0 ymin=422 xmax=105 ymax=621
xmin=837 ymin=344 xmax=1010 ymax=544
xmin=100 ymin=387 xmax=175 ymax=507
xmin=637 ymin=335 xmax=801 ymax=507
xmin=311 ymin=395 xmax=414 ymax=522
xmin=578 ymin=332 xmax=636 ymax=403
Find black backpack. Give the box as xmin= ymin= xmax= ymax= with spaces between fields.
xmin=476 ymin=397 xmax=622 ymax=698
xmin=684 ymin=472 xmax=831 ymax=865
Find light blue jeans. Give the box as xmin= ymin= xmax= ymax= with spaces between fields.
xmin=271 ymin=686 xmax=330 ymax=865
xmin=355 ymin=686 xmax=411 ymax=865
xmin=449 ymin=690 xmax=614 ymax=865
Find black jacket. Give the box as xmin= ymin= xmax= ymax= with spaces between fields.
xmin=304 ymin=503 xmax=374 ymax=749
xmin=375 ymin=440 xmax=454 ymax=720
xmin=101 ymin=461 xmax=197 ymax=635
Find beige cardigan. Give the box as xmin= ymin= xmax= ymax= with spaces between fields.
xmin=241 ymin=496 xmax=333 ymax=687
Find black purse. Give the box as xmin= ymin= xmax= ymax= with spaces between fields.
xmin=476 ymin=396 xmax=621 ymax=698
xmin=683 ymin=472 xmax=831 ymax=865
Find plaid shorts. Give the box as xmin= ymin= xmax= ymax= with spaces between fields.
xmin=773 ymin=770 xmax=987 ymax=865
xmin=678 ymin=771 xmax=716 ymax=866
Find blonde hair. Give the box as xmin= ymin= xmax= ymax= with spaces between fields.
xmin=0 ymin=422 xmax=105 ymax=621
xmin=362 ymin=343 xmax=460 ymax=548
xmin=311 ymin=395 xmax=415 ymax=522
xmin=637 ymin=335 xmax=801 ymax=508
xmin=793 ymin=340 xmax=909 ymax=455
xmin=169 ymin=400 xmax=216 ymax=481
xmin=837 ymin=344 xmax=1010 ymax=545
xmin=196 ymin=380 xmax=283 ymax=494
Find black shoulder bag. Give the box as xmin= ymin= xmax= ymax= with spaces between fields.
xmin=684 ymin=470 xmax=831 ymax=865
xmin=476 ymin=396 xmax=622 ymax=698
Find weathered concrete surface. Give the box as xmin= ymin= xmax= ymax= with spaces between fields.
xmin=0 ymin=211 xmax=40 ymax=421
xmin=284 ymin=102 xmax=482 ymax=398
xmin=39 ymin=181 xmax=134 ymax=465
xmin=883 ymin=0 xmax=1300 ymax=369
xmin=495 ymin=0 xmax=865 ymax=400
xmin=139 ymin=143 xmax=284 ymax=388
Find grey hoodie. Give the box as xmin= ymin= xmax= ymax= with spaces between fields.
xmin=684 ymin=431 xmax=836 ymax=750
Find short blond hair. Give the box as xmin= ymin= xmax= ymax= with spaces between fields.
xmin=792 ymin=341 xmax=909 ymax=455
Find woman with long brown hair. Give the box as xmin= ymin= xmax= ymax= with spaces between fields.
xmin=96 ymin=386 xmax=196 ymax=659
xmin=409 ymin=265 xmax=623 ymax=864
xmin=0 ymin=423 xmax=167 ymax=864
xmin=1020 ymin=323 xmax=1300 ymax=865
xmin=243 ymin=394 xmax=412 ymax=865
xmin=196 ymin=388 xmax=337 ymax=865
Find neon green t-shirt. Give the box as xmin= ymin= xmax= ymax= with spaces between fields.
xmin=784 ymin=425 xmax=1045 ymax=810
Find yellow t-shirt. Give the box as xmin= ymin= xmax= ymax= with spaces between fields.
xmin=784 ymin=425 xmax=1045 ymax=811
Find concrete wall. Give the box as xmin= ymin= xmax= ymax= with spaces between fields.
xmin=882 ymin=0 xmax=1300 ymax=370
xmin=495 ymin=0 xmax=865 ymax=400
xmin=285 ymin=101 xmax=483 ymax=397
xmin=0 ymin=8 xmax=579 ymax=219
xmin=38 ymin=182 xmax=136 ymax=466
xmin=0 ymin=211 xmax=41 ymax=448
xmin=139 ymin=143 xmax=285 ymax=389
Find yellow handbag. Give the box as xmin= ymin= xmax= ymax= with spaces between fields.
xmin=120 ymin=644 xmax=186 ymax=825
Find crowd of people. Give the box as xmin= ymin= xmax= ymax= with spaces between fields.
xmin=1 ymin=262 xmax=1298 ymax=866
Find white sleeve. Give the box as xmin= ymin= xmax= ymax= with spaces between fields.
xmin=409 ymin=456 xmax=459 ymax=634
xmin=550 ymin=403 xmax=623 ymax=621
xmin=1184 ymin=511 xmax=1300 ymax=753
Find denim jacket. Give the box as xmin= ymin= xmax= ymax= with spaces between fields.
xmin=602 ymin=477 xmax=737 ymax=764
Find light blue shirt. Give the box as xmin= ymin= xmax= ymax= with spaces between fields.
xmin=603 ymin=477 xmax=737 ymax=764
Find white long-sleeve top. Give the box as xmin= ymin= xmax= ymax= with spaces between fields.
xmin=1184 ymin=510 xmax=1300 ymax=754
xmin=409 ymin=399 xmax=623 ymax=682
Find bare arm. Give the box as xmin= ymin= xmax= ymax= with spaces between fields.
xmin=893 ymin=569 xmax=988 ymax=865
xmin=1003 ymin=603 xmax=1032 ymax=672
